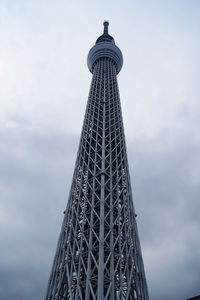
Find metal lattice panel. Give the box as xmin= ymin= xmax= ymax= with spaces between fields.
xmin=45 ymin=56 xmax=149 ymax=299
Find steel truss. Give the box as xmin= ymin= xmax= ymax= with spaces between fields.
xmin=45 ymin=29 xmax=149 ymax=300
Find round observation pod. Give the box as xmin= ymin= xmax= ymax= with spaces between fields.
xmin=87 ymin=21 xmax=123 ymax=74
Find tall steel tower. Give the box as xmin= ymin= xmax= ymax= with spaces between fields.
xmin=45 ymin=21 xmax=149 ymax=300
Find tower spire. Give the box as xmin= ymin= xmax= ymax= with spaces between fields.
xmin=103 ymin=20 xmax=109 ymax=34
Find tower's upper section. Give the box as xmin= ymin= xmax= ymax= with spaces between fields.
xmin=87 ymin=21 xmax=123 ymax=74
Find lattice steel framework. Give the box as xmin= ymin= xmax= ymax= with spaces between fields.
xmin=45 ymin=21 xmax=149 ymax=300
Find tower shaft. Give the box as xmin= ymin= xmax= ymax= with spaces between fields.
xmin=45 ymin=23 xmax=149 ymax=300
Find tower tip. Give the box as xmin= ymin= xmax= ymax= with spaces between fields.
xmin=103 ymin=20 xmax=109 ymax=34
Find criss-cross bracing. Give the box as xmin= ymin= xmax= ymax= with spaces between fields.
xmin=45 ymin=22 xmax=149 ymax=300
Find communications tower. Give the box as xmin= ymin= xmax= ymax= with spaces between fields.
xmin=45 ymin=21 xmax=149 ymax=300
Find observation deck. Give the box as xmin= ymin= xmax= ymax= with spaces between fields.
xmin=87 ymin=21 xmax=123 ymax=74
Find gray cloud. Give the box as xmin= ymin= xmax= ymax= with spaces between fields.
xmin=0 ymin=124 xmax=79 ymax=299
xmin=128 ymin=130 xmax=200 ymax=299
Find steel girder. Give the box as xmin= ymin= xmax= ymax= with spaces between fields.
xmin=45 ymin=57 xmax=149 ymax=300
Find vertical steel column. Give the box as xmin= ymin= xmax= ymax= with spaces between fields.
xmin=97 ymin=59 xmax=105 ymax=298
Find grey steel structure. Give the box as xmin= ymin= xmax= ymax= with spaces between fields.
xmin=45 ymin=21 xmax=149 ymax=300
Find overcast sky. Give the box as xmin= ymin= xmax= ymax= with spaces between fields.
xmin=0 ymin=1 xmax=200 ymax=299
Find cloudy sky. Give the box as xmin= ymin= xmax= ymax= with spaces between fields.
xmin=0 ymin=0 xmax=200 ymax=299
